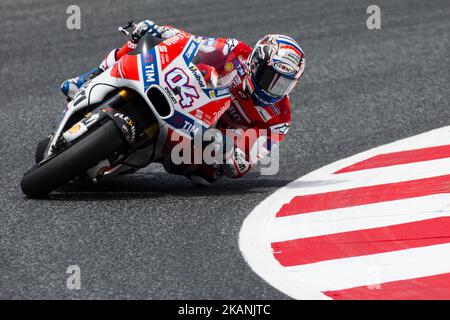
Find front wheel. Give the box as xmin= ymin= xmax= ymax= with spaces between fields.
xmin=21 ymin=120 xmax=126 ymax=198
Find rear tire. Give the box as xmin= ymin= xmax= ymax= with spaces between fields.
xmin=21 ymin=120 xmax=126 ymax=198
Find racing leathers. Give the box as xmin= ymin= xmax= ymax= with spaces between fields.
xmin=62 ymin=21 xmax=292 ymax=185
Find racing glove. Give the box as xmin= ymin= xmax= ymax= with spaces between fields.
xmin=223 ymin=147 xmax=252 ymax=179
xmin=196 ymin=63 xmax=219 ymax=87
xmin=206 ymin=128 xmax=252 ymax=179
xmin=130 ymin=20 xmax=155 ymax=43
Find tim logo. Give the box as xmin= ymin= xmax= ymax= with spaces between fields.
xmin=141 ymin=52 xmax=158 ymax=90
xmin=144 ymin=64 xmax=156 ymax=83
xmin=165 ymin=68 xmax=199 ymax=108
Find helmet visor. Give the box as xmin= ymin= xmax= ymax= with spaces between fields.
xmin=254 ymin=64 xmax=297 ymax=97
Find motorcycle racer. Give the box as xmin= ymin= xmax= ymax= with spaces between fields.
xmin=61 ymin=20 xmax=305 ymax=186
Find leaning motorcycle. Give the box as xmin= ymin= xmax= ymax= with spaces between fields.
xmin=20 ymin=23 xmax=232 ymax=197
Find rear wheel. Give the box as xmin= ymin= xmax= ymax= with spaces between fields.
xmin=21 ymin=120 xmax=126 ymax=198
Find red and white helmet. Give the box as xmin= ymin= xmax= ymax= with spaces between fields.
xmin=245 ymin=34 xmax=305 ymax=106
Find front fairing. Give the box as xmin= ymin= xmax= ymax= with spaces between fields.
xmin=48 ymin=32 xmax=233 ymax=161
xmin=117 ymin=32 xmax=232 ymax=129
xmin=132 ymin=33 xmax=164 ymax=55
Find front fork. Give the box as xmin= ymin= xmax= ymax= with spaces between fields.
xmin=61 ymin=90 xmax=137 ymax=146
xmin=62 ymin=89 xmax=161 ymax=179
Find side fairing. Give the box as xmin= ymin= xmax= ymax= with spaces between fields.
xmin=47 ymin=69 xmax=120 ymax=157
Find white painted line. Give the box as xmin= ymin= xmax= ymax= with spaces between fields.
xmin=284 ymin=243 xmax=450 ymax=292
xmin=268 ymin=194 xmax=450 ymax=241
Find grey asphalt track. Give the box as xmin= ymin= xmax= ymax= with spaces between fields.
xmin=0 ymin=0 xmax=449 ymax=299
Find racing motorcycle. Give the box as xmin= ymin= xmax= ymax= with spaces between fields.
xmin=20 ymin=22 xmax=232 ymax=197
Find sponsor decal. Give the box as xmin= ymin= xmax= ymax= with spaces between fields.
xmin=270 ymin=122 xmax=290 ymax=135
xmin=234 ymin=149 xmax=248 ymax=172
xmin=223 ymin=38 xmax=238 ymax=55
xmin=114 ymin=113 xmax=134 ymax=127
xmin=216 ymin=88 xmax=230 ymax=96
xmin=141 ymin=51 xmax=159 ymax=90
xmin=164 ymin=86 xmax=177 ymax=105
xmin=255 ymin=105 xmax=273 ymax=123
xmin=273 ymin=62 xmax=295 ymax=76
xmin=164 ymin=32 xmax=187 ymax=46
xmin=224 ymin=62 xmax=234 ymax=72
xmin=234 ymin=60 xmax=246 ymax=76
xmin=182 ymin=120 xmax=201 ymax=136
xmin=84 ymin=112 xmax=100 ymax=126
xmin=184 ymin=42 xmax=196 ymax=60
xmin=166 ymin=110 xmax=207 ymax=137
xmin=159 ymin=53 xmax=169 ymax=67
xmin=232 ymin=73 xmax=243 ymax=87
xmin=144 ymin=63 xmax=156 ymax=84
xmin=270 ymin=104 xmax=281 ymax=116
xmin=209 ymin=99 xmax=231 ymax=124
xmin=195 ymin=108 xmax=204 ymax=120
xmin=277 ymin=39 xmax=303 ymax=56
xmin=286 ymin=52 xmax=301 ymax=65
xmin=63 ymin=122 xmax=88 ymax=143
xmin=206 ymin=37 xmax=216 ymax=47
xmin=127 ymin=41 xmax=137 ymax=50
xmin=143 ymin=52 xmax=153 ymax=63
xmin=183 ymin=37 xmax=202 ymax=65
xmin=165 ymin=67 xmax=199 ymax=108
xmin=189 ymin=65 xmax=205 ymax=87
xmin=158 ymin=45 xmax=170 ymax=66
xmin=114 ymin=112 xmax=136 ymax=143
xmin=73 ymin=88 xmax=86 ymax=107
xmin=68 ymin=124 xmax=81 ymax=134
xmin=203 ymin=87 xmax=231 ymax=100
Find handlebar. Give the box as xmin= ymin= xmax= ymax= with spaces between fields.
xmin=118 ymin=20 xmax=136 ymax=36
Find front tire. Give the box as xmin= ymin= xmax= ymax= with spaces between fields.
xmin=21 ymin=120 xmax=126 ymax=198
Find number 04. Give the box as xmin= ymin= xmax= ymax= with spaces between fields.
xmin=165 ymin=68 xmax=199 ymax=108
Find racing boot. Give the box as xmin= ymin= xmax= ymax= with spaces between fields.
xmin=162 ymin=157 xmax=221 ymax=187
xmin=61 ymin=67 xmax=104 ymax=100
